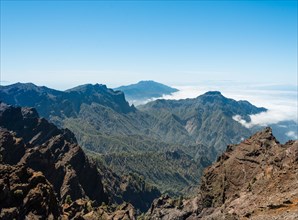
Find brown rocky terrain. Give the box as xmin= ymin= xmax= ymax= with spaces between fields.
xmin=146 ymin=127 xmax=298 ymax=219
xmin=0 ymin=164 xmax=60 ymax=220
xmin=0 ymin=102 xmax=108 ymax=204
xmin=0 ymin=103 xmax=159 ymax=219
xmin=0 ymin=129 xmax=138 ymax=219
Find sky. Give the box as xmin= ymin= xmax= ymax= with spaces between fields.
xmin=1 ymin=0 xmax=297 ymax=90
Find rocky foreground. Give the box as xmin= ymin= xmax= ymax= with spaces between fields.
xmin=0 ymin=102 xmax=297 ymax=219
xmin=0 ymin=103 xmax=158 ymax=219
xmin=147 ymin=128 xmax=298 ymax=219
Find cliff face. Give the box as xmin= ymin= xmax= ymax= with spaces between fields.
xmin=147 ymin=128 xmax=298 ymax=219
xmin=0 ymin=102 xmax=108 ymax=204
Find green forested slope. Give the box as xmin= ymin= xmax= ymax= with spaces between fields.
xmin=0 ymin=83 xmax=268 ymax=195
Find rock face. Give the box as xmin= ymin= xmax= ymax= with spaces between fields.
xmin=147 ymin=127 xmax=298 ymax=219
xmin=0 ymin=102 xmax=108 ymax=204
xmin=0 ymin=164 xmax=60 ymax=220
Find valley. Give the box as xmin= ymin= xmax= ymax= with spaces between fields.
xmin=1 ymin=82 xmax=296 ymax=195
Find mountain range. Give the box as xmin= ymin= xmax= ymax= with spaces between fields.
xmin=0 ymin=82 xmax=295 ymax=196
xmin=0 ymin=102 xmax=297 ymax=219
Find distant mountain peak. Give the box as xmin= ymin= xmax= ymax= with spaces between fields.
xmin=204 ymin=91 xmax=222 ymax=96
xmin=115 ymin=81 xmax=178 ymax=105
xmin=139 ymin=80 xmax=155 ymax=83
xmin=196 ymin=91 xmax=226 ymax=103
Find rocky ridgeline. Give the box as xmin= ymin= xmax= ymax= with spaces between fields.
xmin=146 ymin=128 xmax=298 ymax=219
xmin=0 ymin=103 xmax=158 ymax=219
xmin=0 ymin=83 xmax=134 ymax=121
xmin=0 ymin=102 xmax=108 ymax=204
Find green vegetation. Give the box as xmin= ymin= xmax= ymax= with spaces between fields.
xmin=1 ymin=83 xmax=267 ymax=197
xmin=65 ymin=195 xmax=72 ymax=205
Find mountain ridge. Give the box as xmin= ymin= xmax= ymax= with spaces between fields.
xmin=1 ymin=82 xmax=285 ymax=196
xmin=1 ymin=101 xmax=297 ymax=219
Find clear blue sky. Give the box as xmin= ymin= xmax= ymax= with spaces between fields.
xmin=1 ymin=0 xmax=297 ymax=89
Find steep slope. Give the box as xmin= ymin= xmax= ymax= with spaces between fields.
xmin=100 ymin=149 xmax=210 ymax=196
xmin=0 ymin=83 xmax=134 ymax=125
xmin=140 ymin=91 xmax=267 ymax=152
xmin=0 ymin=103 xmax=160 ymax=213
xmin=0 ymin=102 xmax=108 ymax=204
xmin=0 ymin=83 xmax=211 ymax=195
xmin=115 ymin=80 xmax=179 ymax=104
xmin=146 ymin=128 xmax=298 ymax=219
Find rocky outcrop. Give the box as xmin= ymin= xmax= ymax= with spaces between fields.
xmin=0 ymin=164 xmax=60 ymax=220
xmin=147 ymin=127 xmax=298 ymax=219
xmin=0 ymin=164 xmax=137 ymax=220
xmin=0 ymin=103 xmax=159 ymax=218
xmin=0 ymin=102 xmax=108 ymax=204
xmin=62 ymin=200 xmax=136 ymax=220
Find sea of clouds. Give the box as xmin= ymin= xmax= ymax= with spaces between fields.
xmin=146 ymin=82 xmax=297 ymax=140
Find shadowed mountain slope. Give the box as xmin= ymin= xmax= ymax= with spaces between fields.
xmin=0 ymin=83 xmax=134 ymax=124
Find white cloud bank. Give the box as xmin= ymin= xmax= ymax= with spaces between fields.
xmin=286 ymin=131 xmax=298 ymax=140
xmin=160 ymin=83 xmax=298 ymax=128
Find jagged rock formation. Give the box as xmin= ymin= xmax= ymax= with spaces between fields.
xmin=0 ymin=102 xmax=108 ymax=204
xmin=146 ymin=128 xmax=298 ymax=219
xmin=0 ymin=103 xmax=160 ymax=217
xmin=0 ymin=164 xmax=61 ymax=220
xmin=61 ymin=199 xmax=136 ymax=220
